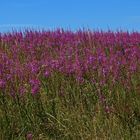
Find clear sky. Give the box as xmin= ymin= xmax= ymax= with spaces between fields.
xmin=0 ymin=0 xmax=140 ymax=32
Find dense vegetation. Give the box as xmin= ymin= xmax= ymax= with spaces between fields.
xmin=0 ymin=29 xmax=140 ymax=140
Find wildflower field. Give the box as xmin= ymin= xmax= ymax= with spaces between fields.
xmin=0 ymin=29 xmax=140 ymax=140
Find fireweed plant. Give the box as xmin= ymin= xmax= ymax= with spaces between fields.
xmin=0 ymin=29 xmax=140 ymax=139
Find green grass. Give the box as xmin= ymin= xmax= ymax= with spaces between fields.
xmin=0 ymin=72 xmax=140 ymax=140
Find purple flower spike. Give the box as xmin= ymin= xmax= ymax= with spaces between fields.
xmin=31 ymin=86 xmax=40 ymax=95
xmin=0 ymin=79 xmax=6 ymax=89
xmin=30 ymin=78 xmax=40 ymax=95
xmin=44 ymin=70 xmax=50 ymax=78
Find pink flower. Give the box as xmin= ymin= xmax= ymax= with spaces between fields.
xmin=76 ymin=76 xmax=84 ymax=84
xmin=19 ymin=86 xmax=27 ymax=96
xmin=31 ymin=86 xmax=40 ymax=95
xmin=26 ymin=133 xmax=33 ymax=140
xmin=105 ymin=105 xmax=111 ymax=114
xmin=0 ymin=79 xmax=6 ymax=89
xmin=44 ymin=70 xmax=50 ymax=77
xmin=29 ymin=78 xmax=40 ymax=95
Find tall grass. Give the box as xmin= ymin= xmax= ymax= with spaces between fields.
xmin=0 ymin=29 xmax=140 ymax=139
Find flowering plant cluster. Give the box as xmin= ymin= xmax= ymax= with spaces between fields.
xmin=0 ymin=29 xmax=140 ymax=95
xmin=1 ymin=29 xmax=140 ymax=139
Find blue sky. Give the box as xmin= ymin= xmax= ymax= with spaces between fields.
xmin=0 ymin=0 xmax=140 ymax=32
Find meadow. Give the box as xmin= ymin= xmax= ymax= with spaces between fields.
xmin=0 ymin=29 xmax=140 ymax=140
